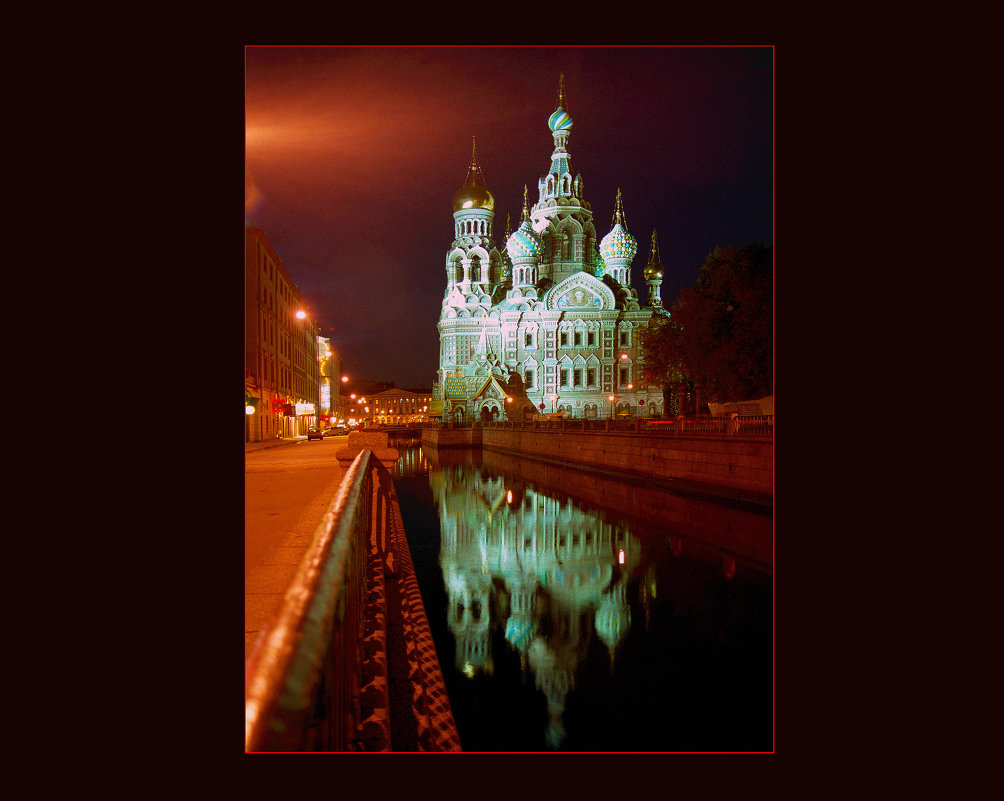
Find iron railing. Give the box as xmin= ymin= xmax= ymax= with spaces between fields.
xmin=245 ymin=450 xmax=398 ymax=751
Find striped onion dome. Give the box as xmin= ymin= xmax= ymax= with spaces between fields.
xmin=548 ymin=106 xmax=573 ymax=133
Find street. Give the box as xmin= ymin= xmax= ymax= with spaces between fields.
xmin=245 ymin=435 xmax=348 ymax=659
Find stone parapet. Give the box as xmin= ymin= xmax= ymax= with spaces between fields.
xmin=422 ymin=427 xmax=483 ymax=448
xmin=479 ymin=428 xmax=772 ymax=502
xmin=336 ymin=431 xmax=400 ymax=466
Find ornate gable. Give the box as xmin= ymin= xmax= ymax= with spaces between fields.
xmin=472 ymin=376 xmax=509 ymax=401
xmin=544 ymin=271 xmax=616 ymax=311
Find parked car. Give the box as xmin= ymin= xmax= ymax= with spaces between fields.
xmin=321 ymin=425 xmax=345 ymax=437
xmin=306 ymin=427 xmax=323 ymax=441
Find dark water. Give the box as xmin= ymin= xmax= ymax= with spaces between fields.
xmin=390 ymin=440 xmax=773 ymax=753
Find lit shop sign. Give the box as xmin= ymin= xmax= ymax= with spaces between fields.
xmin=295 ymin=403 xmax=316 ymax=416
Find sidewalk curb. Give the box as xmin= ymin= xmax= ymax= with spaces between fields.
xmin=245 ymin=437 xmax=303 ymax=453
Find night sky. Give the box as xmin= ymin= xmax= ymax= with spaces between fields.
xmin=245 ymin=46 xmax=773 ymax=389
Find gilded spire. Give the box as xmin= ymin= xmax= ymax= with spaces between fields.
xmin=504 ymin=212 xmax=513 ymax=241
xmin=612 ymin=188 xmax=628 ymax=230
xmin=647 ymin=230 xmax=662 ymax=267
xmin=521 ymin=185 xmax=530 ymax=222
xmin=465 ymin=136 xmax=485 ymax=185
xmin=557 ymin=72 xmax=567 ymax=110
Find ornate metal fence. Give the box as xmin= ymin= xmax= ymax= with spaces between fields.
xmin=244 ymin=449 xmax=459 ymax=752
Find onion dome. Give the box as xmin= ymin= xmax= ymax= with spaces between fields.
xmin=506 ymin=186 xmax=543 ymax=261
xmin=644 ymin=230 xmax=664 ymax=280
xmin=599 ymin=189 xmax=638 ymax=262
xmin=452 ymin=137 xmax=495 ymax=212
xmin=548 ymin=106 xmax=573 ymax=133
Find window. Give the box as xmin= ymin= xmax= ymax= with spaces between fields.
xmin=573 ymin=369 xmax=582 ymax=387
xmin=619 ymin=330 xmax=629 ymax=346
xmin=587 ymin=332 xmax=596 ymax=346
xmin=560 ymin=332 xmax=568 ymax=347
xmin=525 ymin=332 xmax=533 ymax=347
xmin=620 ymin=367 xmax=629 ymax=385
xmin=525 ymin=369 xmax=535 ymax=389
xmin=587 ymin=368 xmax=596 ymax=386
xmin=574 ymin=332 xmax=582 ymax=347
xmin=560 ymin=369 xmax=569 ymax=387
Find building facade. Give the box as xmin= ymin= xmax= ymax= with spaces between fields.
xmin=245 ymin=226 xmax=322 ymax=441
xmin=370 ymin=387 xmax=434 ymax=426
xmin=436 ymin=78 xmax=666 ymax=424
xmin=317 ymin=336 xmax=347 ymax=427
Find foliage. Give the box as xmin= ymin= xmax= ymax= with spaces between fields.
xmin=640 ymin=243 xmax=772 ymax=404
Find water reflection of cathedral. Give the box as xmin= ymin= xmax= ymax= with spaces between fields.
xmin=433 ymin=457 xmax=642 ymax=748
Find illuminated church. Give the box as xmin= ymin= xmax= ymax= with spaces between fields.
xmin=435 ymin=76 xmax=666 ymax=424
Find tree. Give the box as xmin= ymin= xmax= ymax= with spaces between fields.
xmin=640 ymin=243 xmax=772 ymax=407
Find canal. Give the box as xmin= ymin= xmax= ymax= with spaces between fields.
xmin=389 ymin=438 xmax=773 ymax=752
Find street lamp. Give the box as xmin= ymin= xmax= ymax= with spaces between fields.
xmin=550 ymin=394 xmax=560 ymax=414
xmin=608 ymin=394 xmax=616 ymax=419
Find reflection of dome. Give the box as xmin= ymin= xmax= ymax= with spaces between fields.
xmin=600 ymin=224 xmax=637 ymax=262
xmin=548 ymin=106 xmax=573 ymax=132
xmin=452 ymin=176 xmax=495 ymax=212
xmin=595 ymin=590 xmax=631 ymax=652
xmin=506 ymin=219 xmax=543 ymax=262
xmin=505 ymin=615 xmax=536 ymax=652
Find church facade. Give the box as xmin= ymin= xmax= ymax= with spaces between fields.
xmin=435 ymin=78 xmax=666 ymax=424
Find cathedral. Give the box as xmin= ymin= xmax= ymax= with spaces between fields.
xmin=435 ymin=76 xmax=666 ymax=424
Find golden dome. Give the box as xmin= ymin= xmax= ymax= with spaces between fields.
xmin=452 ymin=136 xmax=495 ymax=212
xmin=452 ymin=177 xmax=495 ymax=212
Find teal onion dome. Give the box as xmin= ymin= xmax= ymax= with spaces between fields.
xmin=548 ymin=106 xmax=573 ymax=132
xmin=600 ymin=224 xmax=638 ymax=262
xmin=506 ymin=219 xmax=543 ymax=261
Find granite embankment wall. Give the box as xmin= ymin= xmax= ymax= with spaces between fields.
xmin=422 ymin=426 xmax=772 ymax=503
